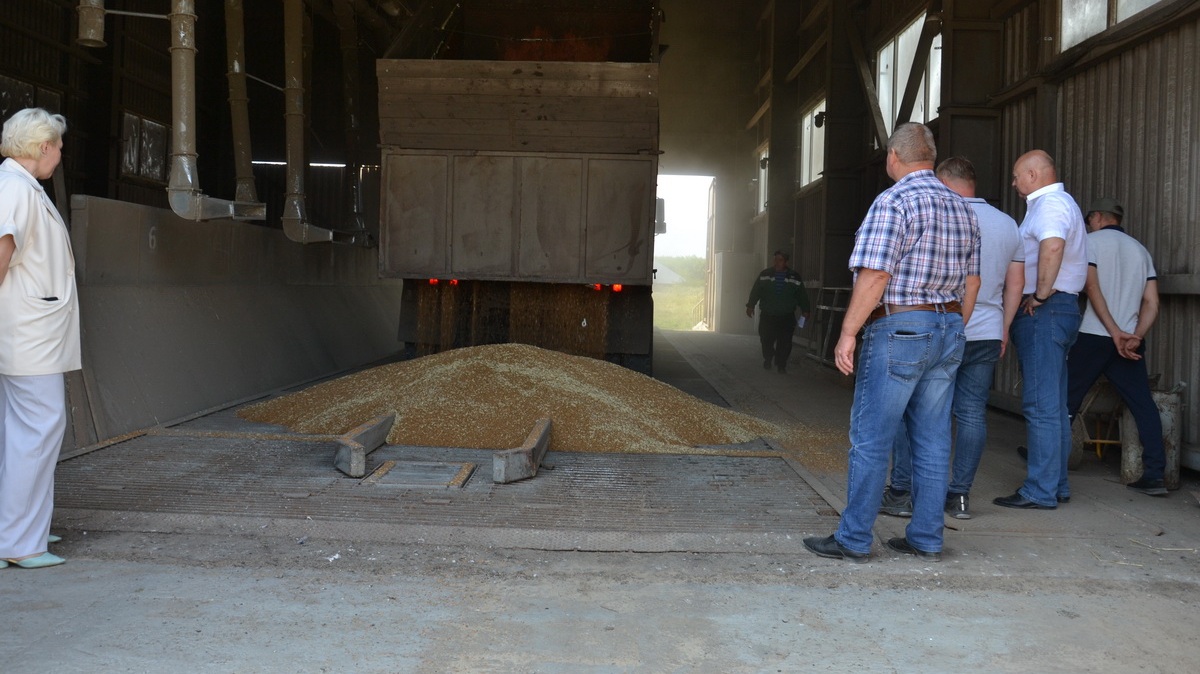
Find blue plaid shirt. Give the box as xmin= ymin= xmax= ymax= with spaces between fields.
xmin=848 ymin=169 xmax=980 ymax=305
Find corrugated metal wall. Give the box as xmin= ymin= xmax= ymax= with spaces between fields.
xmin=1058 ymin=15 xmax=1200 ymax=449
xmin=1002 ymin=2 xmax=1041 ymax=87
xmin=795 ymin=185 xmax=826 ymax=291
xmin=993 ymin=6 xmax=1200 ymax=453
xmin=793 ymin=184 xmax=826 ymax=347
xmin=992 ymin=93 xmax=1038 ymax=409
xmin=989 ymin=4 xmax=1044 ymax=408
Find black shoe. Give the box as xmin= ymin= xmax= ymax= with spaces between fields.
xmin=803 ymin=535 xmax=869 ymax=564
xmin=993 ymin=492 xmax=1056 ymax=510
xmin=763 ymin=359 xmax=772 ymax=370
xmin=1057 ymin=495 xmax=1071 ymax=504
xmin=879 ymin=488 xmax=913 ymax=517
xmin=1017 ymin=445 xmax=1028 ymax=461
xmin=945 ymin=493 xmax=970 ymax=520
xmin=777 ymin=366 xmax=787 ymax=374
xmin=886 ymin=537 xmax=941 ymax=562
xmin=1127 ymin=477 xmax=1168 ymax=496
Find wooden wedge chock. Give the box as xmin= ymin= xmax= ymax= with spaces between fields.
xmin=493 ymin=418 xmax=552 ymax=484
xmin=334 ymin=413 xmax=396 ymax=477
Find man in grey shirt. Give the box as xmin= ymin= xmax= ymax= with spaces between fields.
xmin=1066 ymin=198 xmax=1166 ymax=496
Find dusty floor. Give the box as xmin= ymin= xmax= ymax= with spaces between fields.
xmin=3 ymin=330 xmax=1198 ymax=673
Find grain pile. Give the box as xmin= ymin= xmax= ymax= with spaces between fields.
xmin=237 ymin=343 xmax=835 ymax=459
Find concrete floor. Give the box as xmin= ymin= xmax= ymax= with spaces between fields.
xmin=4 ymin=329 xmax=1199 ymax=673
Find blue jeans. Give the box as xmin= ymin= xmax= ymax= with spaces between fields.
xmin=835 ymin=310 xmax=966 ymax=554
xmin=1010 ymin=293 xmax=1081 ymax=506
xmin=890 ymin=339 xmax=1001 ymax=495
xmin=1067 ymin=333 xmax=1165 ymax=480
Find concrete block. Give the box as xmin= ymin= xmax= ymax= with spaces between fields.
xmin=493 ymin=418 xmax=552 ymax=484
xmin=334 ymin=413 xmax=396 ymax=477
xmin=1121 ymin=390 xmax=1182 ymax=489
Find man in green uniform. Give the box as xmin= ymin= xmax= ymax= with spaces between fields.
xmin=746 ymin=250 xmax=811 ymax=374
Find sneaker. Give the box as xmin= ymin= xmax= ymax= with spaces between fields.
xmin=879 ymin=488 xmax=913 ymax=518
xmin=945 ymin=492 xmax=970 ymax=519
xmin=1126 ymin=477 xmax=1168 ymax=496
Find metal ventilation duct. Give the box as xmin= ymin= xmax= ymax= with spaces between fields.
xmin=75 ymin=0 xmax=265 ymax=222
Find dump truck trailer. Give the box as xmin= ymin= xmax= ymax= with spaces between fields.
xmin=375 ymin=6 xmax=660 ymax=373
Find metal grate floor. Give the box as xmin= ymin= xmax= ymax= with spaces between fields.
xmin=53 ymin=410 xmax=839 ymax=553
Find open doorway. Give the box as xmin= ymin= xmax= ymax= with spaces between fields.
xmin=653 ymin=174 xmax=714 ymax=331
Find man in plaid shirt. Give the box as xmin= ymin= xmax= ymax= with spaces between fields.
xmin=804 ymin=123 xmax=980 ymax=563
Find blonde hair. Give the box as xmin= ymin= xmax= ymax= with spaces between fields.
xmin=1 ymin=107 xmax=68 ymax=160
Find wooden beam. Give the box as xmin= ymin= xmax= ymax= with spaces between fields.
xmin=844 ymin=15 xmax=890 ymax=148
xmin=760 ymin=0 xmax=775 ymax=25
xmin=746 ymin=98 xmax=770 ymax=131
xmin=1158 ymin=274 xmax=1200 ymax=296
xmin=894 ymin=2 xmax=942 ymax=129
xmin=987 ymin=75 xmax=1044 ymax=107
xmin=756 ymin=68 xmax=772 ymax=92
xmin=786 ymin=33 xmax=828 ymax=83
xmin=800 ymin=0 xmax=830 ymax=31
xmin=989 ymin=0 xmax=1034 ymax=21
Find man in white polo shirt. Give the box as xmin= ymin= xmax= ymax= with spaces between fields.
xmin=995 ymin=150 xmax=1088 ymax=510
xmin=1066 ymin=198 xmax=1166 ymax=496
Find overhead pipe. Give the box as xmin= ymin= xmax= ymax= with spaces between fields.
xmin=166 ymin=0 xmax=265 ymax=221
xmin=224 ymin=0 xmax=258 ymax=204
xmin=75 ymin=1 xmax=265 ymax=221
xmin=281 ymin=0 xmax=336 ymax=243
xmin=76 ymin=0 xmax=107 ymax=47
xmin=332 ymin=0 xmax=373 ymax=246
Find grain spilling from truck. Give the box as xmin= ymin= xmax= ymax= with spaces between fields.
xmin=237 ymin=343 xmax=842 ymax=467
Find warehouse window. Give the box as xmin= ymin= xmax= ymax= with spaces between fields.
xmin=797 ymin=99 xmax=826 ymax=189
xmin=1061 ymin=0 xmax=1164 ymax=50
xmin=876 ymin=14 xmax=942 ymax=135
xmin=121 ymin=112 xmax=168 ymax=183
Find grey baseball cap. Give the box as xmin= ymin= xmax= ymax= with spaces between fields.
xmin=1087 ymin=197 xmax=1124 ymax=219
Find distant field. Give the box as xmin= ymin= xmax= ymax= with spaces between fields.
xmin=653 ymin=256 xmax=707 ymax=330
xmin=654 ymin=282 xmax=705 ymax=330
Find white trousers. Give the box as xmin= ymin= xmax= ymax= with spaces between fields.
xmin=0 ymin=373 xmax=66 ymax=558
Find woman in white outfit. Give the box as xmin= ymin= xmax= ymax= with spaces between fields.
xmin=0 ymin=107 xmax=80 ymax=569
